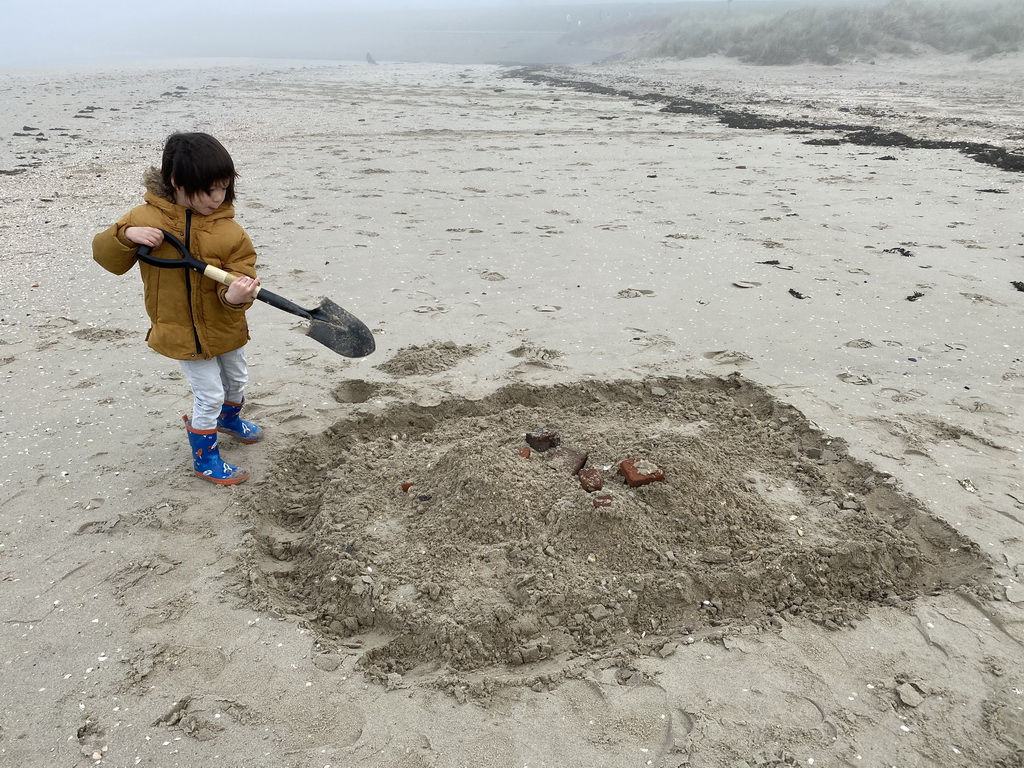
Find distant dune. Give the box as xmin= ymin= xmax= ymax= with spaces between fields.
xmin=192 ymin=1 xmax=1023 ymax=66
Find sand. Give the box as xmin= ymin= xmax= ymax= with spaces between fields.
xmin=1 ymin=53 xmax=1023 ymax=767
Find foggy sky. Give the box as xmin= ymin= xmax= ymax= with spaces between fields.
xmin=0 ymin=0 xmax=947 ymax=69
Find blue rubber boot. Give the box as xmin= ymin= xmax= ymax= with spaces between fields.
xmin=217 ymin=400 xmax=263 ymax=444
xmin=184 ymin=415 xmax=249 ymax=485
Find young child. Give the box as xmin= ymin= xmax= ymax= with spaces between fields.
xmin=93 ymin=132 xmax=263 ymax=485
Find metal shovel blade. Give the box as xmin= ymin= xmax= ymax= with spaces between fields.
xmin=305 ymin=297 xmax=376 ymax=358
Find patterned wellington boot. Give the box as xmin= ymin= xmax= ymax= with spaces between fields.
xmin=217 ymin=400 xmax=263 ymax=444
xmin=184 ymin=415 xmax=249 ymax=485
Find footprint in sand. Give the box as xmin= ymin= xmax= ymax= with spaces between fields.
xmin=479 ymin=270 xmax=506 ymax=282
xmin=628 ymin=330 xmax=676 ymax=349
xmin=508 ymin=343 xmax=562 ymax=362
xmin=616 ymin=288 xmax=655 ymax=299
xmin=951 ymin=396 xmax=1008 ymax=414
xmin=838 ymin=371 xmax=875 ymax=385
xmin=960 ymin=292 xmax=1003 ymax=306
xmin=704 ymin=349 xmax=755 ymax=366
xmin=556 ymin=680 xmax=673 ymax=762
xmin=844 ymin=338 xmax=876 ymax=348
xmin=881 ymin=387 xmax=926 ymax=403
xmin=71 ymin=327 xmax=134 ymax=343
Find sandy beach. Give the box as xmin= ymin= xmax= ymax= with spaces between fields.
xmin=1 ymin=52 xmax=1023 ymax=767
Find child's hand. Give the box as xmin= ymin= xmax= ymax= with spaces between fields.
xmin=225 ymin=275 xmax=261 ymax=306
xmin=125 ymin=226 xmax=164 ymax=248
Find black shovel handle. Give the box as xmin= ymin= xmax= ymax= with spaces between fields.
xmin=136 ymin=230 xmax=313 ymax=321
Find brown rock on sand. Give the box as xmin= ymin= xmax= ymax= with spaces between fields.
xmin=619 ymin=457 xmax=665 ymax=487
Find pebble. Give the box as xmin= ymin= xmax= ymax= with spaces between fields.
xmin=896 ymin=682 xmax=924 ymax=708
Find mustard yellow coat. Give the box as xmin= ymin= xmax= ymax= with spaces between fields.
xmin=93 ymin=169 xmax=257 ymax=360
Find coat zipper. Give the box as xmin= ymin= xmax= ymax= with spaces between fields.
xmin=184 ymin=210 xmax=203 ymax=357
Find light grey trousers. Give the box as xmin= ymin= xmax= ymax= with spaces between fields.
xmin=178 ymin=347 xmax=249 ymax=431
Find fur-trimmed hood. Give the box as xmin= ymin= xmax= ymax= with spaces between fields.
xmin=142 ymin=166 xmax=174 ymax=201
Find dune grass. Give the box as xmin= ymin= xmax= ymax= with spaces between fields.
xmin=652 ymin=0 xmax=1024 ymax=64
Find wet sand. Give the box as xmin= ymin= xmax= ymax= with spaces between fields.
xmin=1 ymin=54 xmax=1023 ymax=767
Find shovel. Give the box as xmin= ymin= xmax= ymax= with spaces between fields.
xmin=135 ymin=230 xmax=375 ymax=358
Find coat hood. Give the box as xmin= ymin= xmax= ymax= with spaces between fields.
xmin=143 ymin=166 xmax=173 ymax=201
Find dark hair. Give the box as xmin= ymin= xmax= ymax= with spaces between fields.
xmin=161 ymin=132 xmax=239 ymax=204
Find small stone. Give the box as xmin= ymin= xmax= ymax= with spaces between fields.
xmin=619 ymin=457 xmax=665 ymax=487
xmin=658 ymin=642 xmax=679 ymax=658
xmin=1006 ymin=583 xmax=1024 ymax=604
xmin=525 ymin=429 xmax=560 ymax=452
xmin=519 ymin=446 xmax=531 ymax=458
xmin=593 ymin=494 xmax=613 ymax=509
xmin=579 ymin=467 xmax=603 ymax=492
xmin=401 ymin=482 xmax=413 ymax=493
xmin=700 ymin=547 xmax=732 ymax=564
xmin=896 ymin=682 xmax=924 ymax=708
xmin=550 ymin=446 xmax=588 ymax=475
xmin=521 ymin=645 xmax=543 ymax=663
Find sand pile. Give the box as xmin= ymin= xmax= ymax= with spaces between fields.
xmin=246 ymin=376 xmax=986 ymax=689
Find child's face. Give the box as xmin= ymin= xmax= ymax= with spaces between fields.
xmin=172 ymin=178 xmax=230 ymax=216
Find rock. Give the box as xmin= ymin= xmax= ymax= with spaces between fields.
xmin=700 ymin=547 xmax=732 ymax=564
xmin=1006 ymin=583 xmax=1024 ymax=604
xmin=579 ymin=467 xmax=603 ymax=492
xmin=550 ymin=446 xmax=588 ymax=474
xmin=619 ymin=457 xmax=665 ymax=487
xmin=593 ymin=494 xmax=613 ymax=509
xmin=525 ymin=429 xmax=560 ymax=452
xmin=896 ymin=682 xmax=924 ymax=707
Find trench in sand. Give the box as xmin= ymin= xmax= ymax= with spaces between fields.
xmin=243 ymin=376 xmax=988 ymax=684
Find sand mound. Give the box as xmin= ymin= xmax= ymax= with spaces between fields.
xmin=244 ymin=376 xmax=986 ymax=689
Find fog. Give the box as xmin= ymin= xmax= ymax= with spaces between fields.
xmin=1 ymin=0 xmax=1002 ymax=68
xmin=2 ymin=0 xmax=808 ymax=68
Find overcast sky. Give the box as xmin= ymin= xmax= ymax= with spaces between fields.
xmin=0 ymin=0 xmax=900 ymax=68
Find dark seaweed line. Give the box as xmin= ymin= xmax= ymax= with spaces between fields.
xmin=506 ymin=67 xmax=1024 ymax=174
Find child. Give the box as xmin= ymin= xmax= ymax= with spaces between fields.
xmin=93 ymin=132 xmax=263 ymax=485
